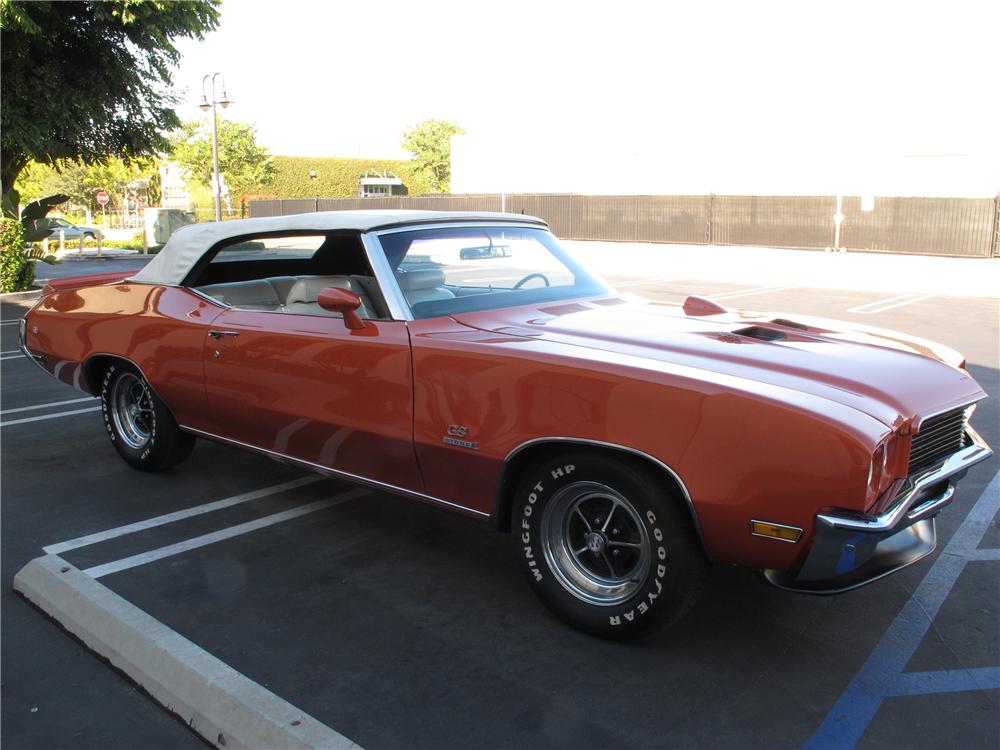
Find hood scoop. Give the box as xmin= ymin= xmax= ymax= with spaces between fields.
xmin=771 ymin=318 xmax=810 ymax=331
xmin=733 ymin=326 xmax=787 ymax=342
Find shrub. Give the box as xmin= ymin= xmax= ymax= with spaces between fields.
xmin=1 ymin=219 xmax=26 ymax=292
xmin=1 ymin=218 xmax=58 ymax=292
xmin=265 ymin=156 xmax=434 ymax=200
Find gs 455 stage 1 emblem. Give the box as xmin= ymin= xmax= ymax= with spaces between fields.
xmin=444 ymin=425 xmax=478 ymax=450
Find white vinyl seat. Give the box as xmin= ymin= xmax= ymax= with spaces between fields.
xmin=196 ymin=278 xmax=286 ymax=310
xmin=395 ymin=268 xmax=455 ymax=306
xmin=282 ymin=275 xmax=374 ymax=318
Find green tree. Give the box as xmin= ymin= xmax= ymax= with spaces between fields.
xmin=401 ymin=119 xmax=466 ymax=193
xmin=0 ymin=0 xmax=220 ymax=215
xmin=170 ymin=119 xmax=276 ymax=200
xmin=16 ymin=158 xmax=158 ymax=212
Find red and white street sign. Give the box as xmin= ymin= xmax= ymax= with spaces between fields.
xmin=96 ymin=190 xmax=110 ymax=205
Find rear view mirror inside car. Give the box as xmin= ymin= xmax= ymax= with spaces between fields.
xmin=460 ymin=244 xmax=512 ymax=260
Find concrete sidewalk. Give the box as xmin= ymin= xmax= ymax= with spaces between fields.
xmin=568 ymin=241 xmax=1000 ymax=298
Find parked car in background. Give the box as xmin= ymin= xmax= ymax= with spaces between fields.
xmin=35 ymin=217 xmax=102 ymax=241
xmin=19 ymin=210 xmax=993 ymax=639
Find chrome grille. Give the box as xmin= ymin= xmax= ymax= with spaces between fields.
xmin=908 ymin=407 xmax=968 ymax=476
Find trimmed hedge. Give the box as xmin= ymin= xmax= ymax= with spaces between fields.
xmin=1 ymin=219 xmax=28 ymax=293
xmin=264 ymin=156 xmax=433 ymax=200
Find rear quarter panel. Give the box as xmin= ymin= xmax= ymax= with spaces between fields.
xmin=24 ymin=282 xmax=223 ymax=429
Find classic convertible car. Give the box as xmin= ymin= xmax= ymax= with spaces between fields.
xmin=20 ymin=210 xmax=992 ymax=638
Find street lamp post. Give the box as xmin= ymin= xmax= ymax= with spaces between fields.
xmin=200 ymin=73 xmax=231 ymax=222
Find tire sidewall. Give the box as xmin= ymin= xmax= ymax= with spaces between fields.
xmin=515 ymin=454 xmax=696 ymax=638
xmin=100 ymin=362 xmax=160 ymax=466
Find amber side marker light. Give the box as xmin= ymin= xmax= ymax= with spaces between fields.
xmin=750 ymin=520 xmax=803 ymax=543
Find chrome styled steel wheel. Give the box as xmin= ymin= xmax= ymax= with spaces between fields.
xmin=540 ymin=481 xmax=652 ymax=606
xmin=110 ymin=372 xmax=153 ymax=449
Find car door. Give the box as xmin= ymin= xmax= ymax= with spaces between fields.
xmin=201 ymin=307 xmax=422 ymax=491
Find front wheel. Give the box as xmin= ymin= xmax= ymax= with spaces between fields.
xmin=513 ymin=452 xmax=707 ymax=640
xmin=100 ymin=361 xmax=195 ymax=471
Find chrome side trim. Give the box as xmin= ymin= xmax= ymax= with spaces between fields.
xmin=184 ymin=285 xmax=231 ymax=308
xmin=178 ymin=424 xmax=491 ymax=519
xmin=501 ymin=437 xmax=705 ymax=544
xmin=18 ymin=317 xmax=50 ymax=376
xmin=818 ymin=425 xmax=992 ymax=533
xmin=360 ymin=232 xmax=412 ymax=321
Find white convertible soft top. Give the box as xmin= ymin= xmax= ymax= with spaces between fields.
xmin=129 ymin=210 xmax=546 ymax=286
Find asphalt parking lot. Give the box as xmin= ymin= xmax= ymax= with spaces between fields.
xmin=2 ymin=251 xmax=997 ymax=750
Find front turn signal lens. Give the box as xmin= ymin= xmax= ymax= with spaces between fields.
xmin=750 ymin=520 xmax=803 ymax=543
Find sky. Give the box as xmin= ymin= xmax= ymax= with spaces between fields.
xmin=172 ymin=0 xmax=1000 ymax=194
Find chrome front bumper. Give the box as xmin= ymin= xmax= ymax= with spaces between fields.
xmin=763 ymin=425 xmax=993 ymax=594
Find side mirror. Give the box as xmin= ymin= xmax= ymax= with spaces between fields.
xmin=317 ymin=287 xmax=365 ymax=330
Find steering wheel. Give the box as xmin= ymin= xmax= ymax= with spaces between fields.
xmin=512 ymin=272 xmax=551 ymax=290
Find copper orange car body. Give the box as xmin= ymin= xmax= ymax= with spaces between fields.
xmin=20 ymin=212 xmax=992 ymax=597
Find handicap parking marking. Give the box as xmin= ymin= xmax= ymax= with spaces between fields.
xmin=84 ymin=487 xmax=370 ymax=579
xmin=847 ymin=293 xmax=934 ymax=314
xmin=44 ymin=475 xmax=325 ymax=555
xmin=805 ymin=468 xmax=1000 ymax=749
xmin=0 ymin=405 xmax=101 ymax=427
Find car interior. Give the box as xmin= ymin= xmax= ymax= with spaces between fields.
xmin=187 ymin=232 xmax=387 ymax=319
xmin=187 ymin=231 xmax=464 ymax=320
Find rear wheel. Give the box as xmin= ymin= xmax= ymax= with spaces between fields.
xmin=513 ymin=451 xmax=707 ymax=640
xmin=100 ymin=361 xmax=194 ymax=471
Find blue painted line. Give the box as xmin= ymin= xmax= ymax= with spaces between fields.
xmin=890 ymin=667 xmax=1000 ymax=696
xmin=804 ymin=469 xmax=1000 ymax=750
xmin=968 ymin=547 xmax=1000 ymax=561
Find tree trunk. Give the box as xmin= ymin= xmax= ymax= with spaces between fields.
xmin=1 ymin=149 xmax=29 ymax=218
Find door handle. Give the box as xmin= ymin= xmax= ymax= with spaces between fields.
xmin=208 ymin=330 xmax=240 ymax=339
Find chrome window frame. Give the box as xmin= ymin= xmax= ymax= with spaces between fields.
xmin=363 ymin=221 xmax=584 ymax=323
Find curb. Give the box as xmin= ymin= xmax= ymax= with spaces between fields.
xmin=14 ymin=555 xmax=362 ymax=750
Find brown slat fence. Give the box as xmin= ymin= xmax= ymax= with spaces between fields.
xmin=249 ymin=194 xmax=1000 ymax=258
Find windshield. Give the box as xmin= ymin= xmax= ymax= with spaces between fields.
xmin=377 ymin=225 xmax=611 ymax=318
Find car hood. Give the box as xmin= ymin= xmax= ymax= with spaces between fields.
xmin=452 ymin=297 xmax=986 ymax=430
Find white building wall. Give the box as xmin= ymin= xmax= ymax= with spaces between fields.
xmin=451 ymin=134 xmax=1000 ymax=198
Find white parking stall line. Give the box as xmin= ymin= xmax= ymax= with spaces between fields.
xmin=14 ymin=555 xmax=362 ymax=749
xmin=44 ymin=475 xmax=325 ymax=554
xmin=0 ymin=406 xmax=101 ymax=427
xmin=1 ymin=396 xmax=96 ymax=416
xmin=83 ymin=487 xmax=369 ymax=579
xmin=709 ymin=283 xmax=799 ymax=300
xmin=848 ymin=293 xmax=933 ymax=314
xmin=0 ymin=354 xmax=26 ymax=361
xmin=1 ymin=349 xmax=20 ymax=355
xmin=0 ymin=320 xmax=21 ymax=326
xmin=612 ymin=276 xmax=676 ymax=289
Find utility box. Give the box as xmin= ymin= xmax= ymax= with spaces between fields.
xmin=144 ymin=208 xmax=195 ymax=247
